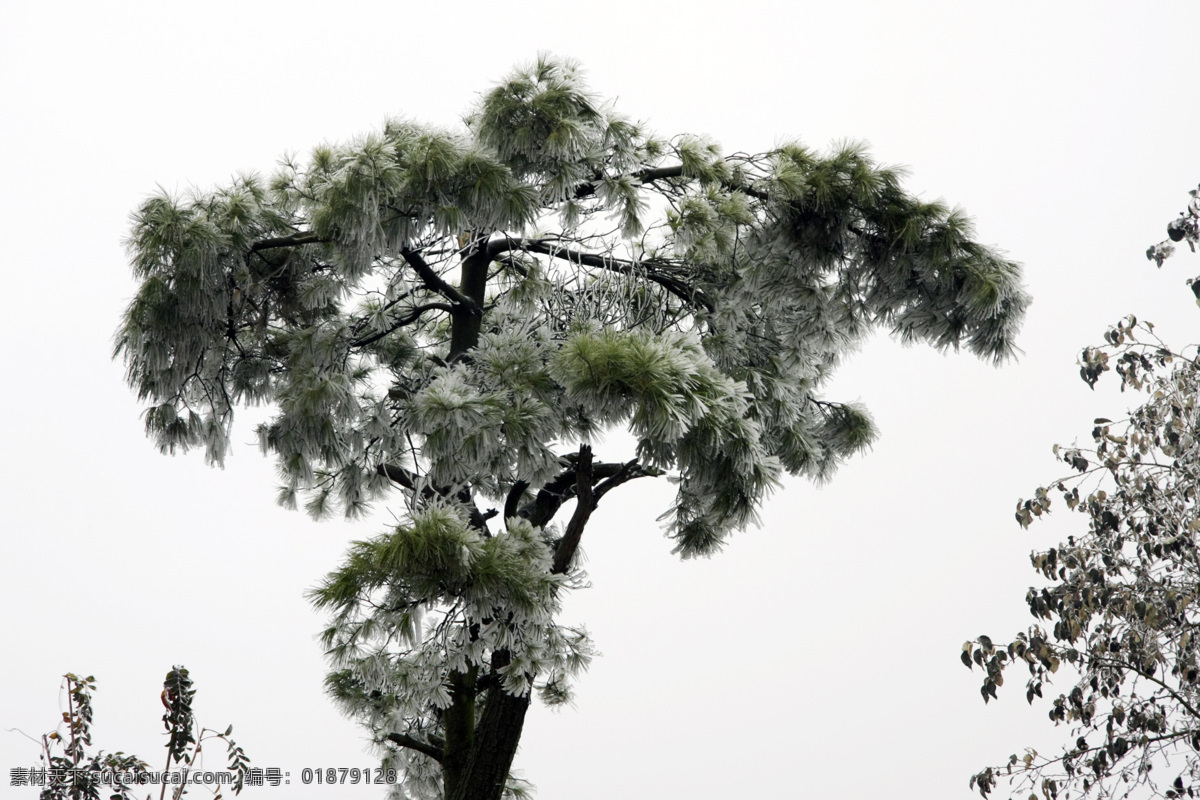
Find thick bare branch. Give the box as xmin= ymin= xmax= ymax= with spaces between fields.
xmin=503 ymin=481 xmax=529 ymax=522
xmin=572 ymin=164 xmax=687 ymax=199
xmin=248 ymin=231 xmax=329 ymax=252
xmin=400 ymin=247 xmax=481 ymax=311
xmin=592 ymin=459 xmax=655 ymax=502
xmin=516 ymin=459 xmax=627 ymax=529
xmin=572 ymin=161 xmax=770 ymax=201
xmin=384 ymin=732 xmax=444 ymax=763
xmin=488 ymin=237 xmax=707 ymax=310
xmin=376 ymin=463 xmax=493 ymax=533
xmin=351 ymin=303 xmax=454 ymax=348
xmin=552 ymin=445 xmax=595 ymax=575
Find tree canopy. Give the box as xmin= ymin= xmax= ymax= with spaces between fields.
xmin=117 ymin=56 xmax=1028 ymax=800
xmin=968 ymin=190 xmax=1200 ymax=800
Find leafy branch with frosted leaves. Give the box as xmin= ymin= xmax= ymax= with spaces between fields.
xmin=116 ymin=55 xmax=1028 ymax=800
xmin=1146 ymin=186 xmax=1200 ymax=269
xmin=27 ymin=668 xmax=249 ymax=800
xmin=967 ymin=187 xmax=1200 ymax=800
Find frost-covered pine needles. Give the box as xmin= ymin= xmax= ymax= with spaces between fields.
xmin=116 ymin=55 xmax=1027 ymax=800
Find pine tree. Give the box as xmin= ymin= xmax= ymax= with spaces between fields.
xmin=117 ymin=56 xmax=1028 ymax=800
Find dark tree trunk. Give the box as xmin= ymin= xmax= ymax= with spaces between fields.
xmin=448 ymin=245 xmax=490 ymax=360
xmin=444 ymin=242 xmax=535 ymax=799
xmin=441 ymin=267 xmax=607 ymax=798
xmin=441 ymin=667 xmax=478 ymax=799
xmin=448 ymin=685 xmax=532 ymax=800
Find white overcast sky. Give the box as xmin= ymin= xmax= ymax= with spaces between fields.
xmin=4 ymin=3 xmax=1200 ymax=799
